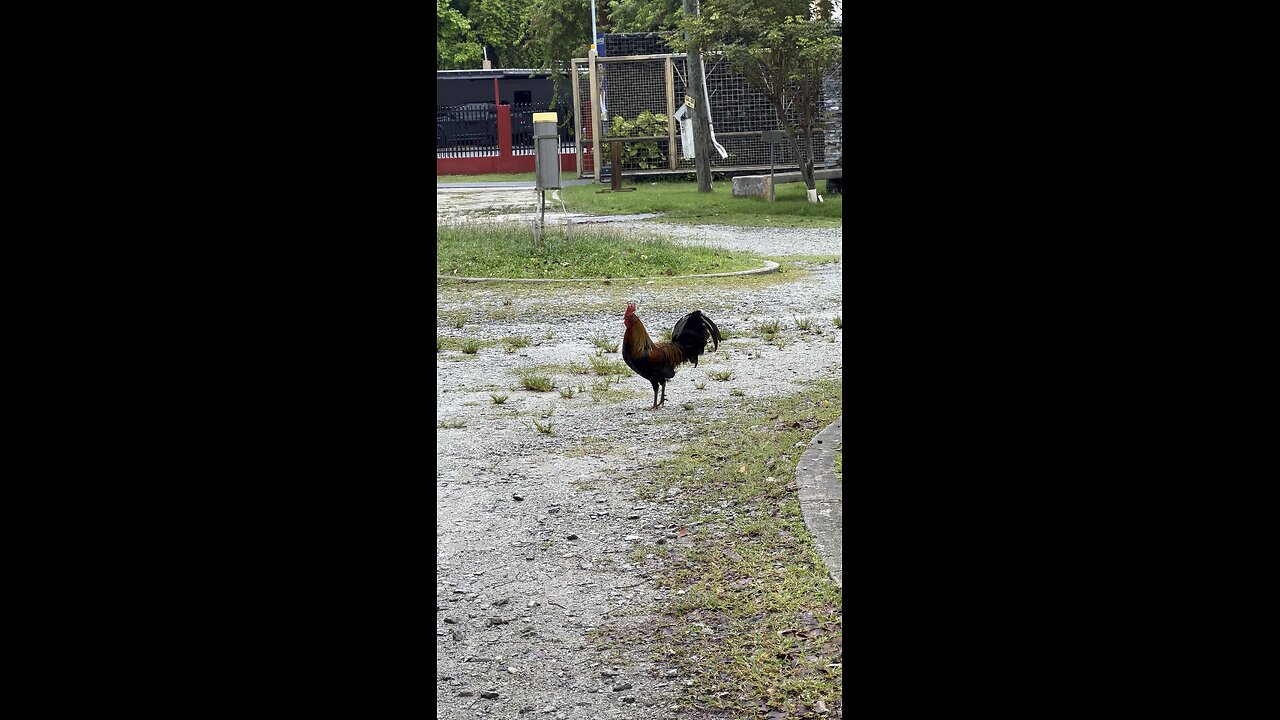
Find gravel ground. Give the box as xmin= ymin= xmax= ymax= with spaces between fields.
xmin=437 ymin=185 xmax=842 ymax=718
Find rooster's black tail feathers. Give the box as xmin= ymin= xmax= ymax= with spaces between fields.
xmin=671 ymin=310 xmax=722 ymax=368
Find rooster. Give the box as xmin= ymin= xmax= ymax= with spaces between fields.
xmin=622 ymin=302 xmax=722 ymax=410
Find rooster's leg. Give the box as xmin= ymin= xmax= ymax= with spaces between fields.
xmin=649 ymin=381 xmax=660 ymax=410
xmin=658 ymin=381 xmax=667 ymax=407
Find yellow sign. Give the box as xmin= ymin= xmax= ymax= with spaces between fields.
xmin=684 ymin=95 xmax=694 ymax=109
xmin=532 ymin=112 xmax=557 ymax=123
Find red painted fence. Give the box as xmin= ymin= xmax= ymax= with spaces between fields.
xmin=436 ymin=105 xmax=576 ymax=175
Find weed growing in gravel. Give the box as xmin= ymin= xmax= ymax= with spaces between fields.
xmin=567 ymin=361 xmax=589 ymax=374
xmin=436 ymin=336 xmax=442 ymax=352
xmin=437 ymin=420 xmax=467 ymax=429
xmin=756 ymin=319 xmax=783 ymax=341
xmin=451 ymin=316 xmax=466 ymax=329
xmin=708 ymin=370 xmax=732 ymax=381
xmin=559 ymin=387 xmax=576 ymax=399
xmin=695 ymin=382 xmax=706 ymax=390
xmin=491 ymin=394 xmax=508 ymax=405
xmin=730 ymin=388 xmax=746 ymax=397
xmin=591 ymin=337 xmax=619 ymax=353
xmin=660 ymin=328 xmax=673 ymax=342
xmin=833 ymin=315 xmax=842 ymax=329
xmin=589 ymin=356 xmax=628 ymax=376
xmin=503 ymin=336 xmax=531 ymax=351
xmin=794 ymin=316 xmax=813 ymax=332
xmin=502 ymin=298 xmax=513 ymax=306
xmin=520 ymin=374 xmax=555 ymax=392
xmin=461 ymin=338 xmax=481 ymax=354
xmin=544 ymin=331 xmax=554 ymax=340
xmin=531 ymin=419 xmax=554 ymax=434
xmin=681 ymin=402 xmax=695 ymax=410
xmin=751 ymin=349 xmax=762 ymax=360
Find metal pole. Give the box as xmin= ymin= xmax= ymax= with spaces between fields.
xmin=590 ymin=0 xmax=598 ymax=54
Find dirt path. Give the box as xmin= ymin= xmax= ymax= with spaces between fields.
xmin=437 ymin=186 xmax=842 ymax=717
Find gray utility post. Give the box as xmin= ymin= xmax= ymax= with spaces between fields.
xmin=683 ymin=0 xmax=713 ymax=192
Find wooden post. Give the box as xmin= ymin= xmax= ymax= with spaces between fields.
xmin=611 ymin=140 xmax=622 ymax=191
xmin=571 ymin=59 xmax=583 ymax=177
xmin=588 ymin=46 xmax=602 ymax=182
xmin=665 ymin=57 xmax=677 ymax=170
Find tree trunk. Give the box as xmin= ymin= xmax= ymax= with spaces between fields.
xmin=684 ymin=0 xmax=713 ymax=192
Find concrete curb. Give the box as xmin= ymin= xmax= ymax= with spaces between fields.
xmin=796 ymin=415 xmax=842 ymax=587
xmin=436 ymin=260 xmax=780 ymax=284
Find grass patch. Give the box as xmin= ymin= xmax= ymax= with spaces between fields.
xmin=730 ymin=388 xmax=746 ymax=397
xmin=591 ymin=337 xmax=620 ymax=353
xmin=601 ymin=380 xmax=843 ymax=716
xmin=436 ymin=223 xmax=763 ymax=279
xmin=437 ymin=336 xmax=493 ymax=352
xmin=695 ymin=382 xmax=706 ymax=390
xmin=755 ymin=319 xmax=783 ymax=341
xmin=833 ymin=315 xmax=842 ymax=329
xmin=491 ymin=394 xmax=508 ymax=405
xmin=437 ymin=172 xmax=537 ymax=183
xmin=589 ymin=355 xmax=629 ymax=376
xmin=708 ymin=370 xmax=732 ymax=381
xmin=559 ymin=387 xmax=576 ymax=399
xmin=519 ymin=374 xmax=555 ymax=392
xmin=437 ymin=420 xmax=467 ymax=429
xmin=560 ymin=179 xmax=841 ymax=229
xmin=531 ymin=418 xmax=554 ymax=434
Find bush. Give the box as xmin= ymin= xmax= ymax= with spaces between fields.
xmin=606 ymin=111 xmax=669 ymax=170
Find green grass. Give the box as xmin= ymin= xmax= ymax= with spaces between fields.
xmin=491 ymin=394 xmax=508 ymax=405
xmin=437 ymin=224 xmax=764 ymax=280
xmin=460 ymin=338 xmax=481 ymax=354
xmin=589 ymin=355 xmax=629 ymax=376
xmin=519 ymin=374 xmax=555 ymax=392
xmin=560 ymin=179 xmax=842 ymax=228
xmin=599 ymin=380 xmax=843 ymax=716
xmin=437 ymin=420 xmax=467 ymax=429
xmin=833 ymin=315 xmax=842 ymax=329
xmin=708 ymin=370 xmax=732 ymax=381
xmin=755 ymin=319 xmax=783 ymax=341
xmin=437 ymin=172 xmax=537 ymax=183
xmin=591 ymin=337 xmax=620 ymax=353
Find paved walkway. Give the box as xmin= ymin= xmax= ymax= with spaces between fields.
xmin=796 ymin=416 xmax=843 ymax=586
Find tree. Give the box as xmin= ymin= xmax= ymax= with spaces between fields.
xmin=437 ymin=0 xmax=483 ymax=70
xmin=672 ymin=0 xmax=841 ymax=201
xmin=471 ymin=0 xmax=538 ymax=68
xmin=607 ymin=0 xmax=682 ymax=32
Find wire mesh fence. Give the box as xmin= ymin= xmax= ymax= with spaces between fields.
xmin=575 ymin=52 xmax=831 ymax=177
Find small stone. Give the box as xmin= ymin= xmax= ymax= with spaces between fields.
xmin=507 ymin=666 xmax=518 ymax=673
xmin=451 ymin=629 xmax=464 ymax=641
xmin=664 ymin=669 xmax=678 ymax=677
xmin=443 ymin=617 xmax=457 ymax=624
xmin=458 ymin=690 xmax=474 ymax=697
xmin=612 ymin=682 xmax=632 ymax=691
xmin=487 ymin=617 xmax=510 ymax=626
xmin=513 ymin=494 xmax=524 ymax=501
xmin=623 ymin=535 xmax=641 ymax=541
xmin=548 ymin=507 xmax=560 ymax=514
xmin=627 ymin=514 xmax=641 ymax=520
xmin=566 ymin=534 xmax=579 ymax=540
xmin=480 ymin=691 xmax=500 ymax=699
xmin=519 ymin=706 xmax=535 ymax=714
xmin=622 ymin=696 xmax=636 ymax=704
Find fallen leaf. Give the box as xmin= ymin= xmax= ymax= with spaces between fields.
xmin=676 ymin=528 xmax=688 ymax=538
xmin=739 ymin=464 xmax=748 ymax=473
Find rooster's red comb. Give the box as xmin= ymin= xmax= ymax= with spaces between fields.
xmin=625 ymin=302 xmax=637 ymax=314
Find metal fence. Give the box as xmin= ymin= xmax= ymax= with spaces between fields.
xmin=572 ymin=52 xmax=829 ymax=178
xmin=510 ymin=102 xmax=576 ymax=156
xmin=436 ymin=103 xmax=498 ymax=157
xmin=436 ymin=102 xmax=575 ymax=158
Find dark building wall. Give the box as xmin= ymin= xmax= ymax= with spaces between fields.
xmin=437 ymin=76 xmax=571 ymax=108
